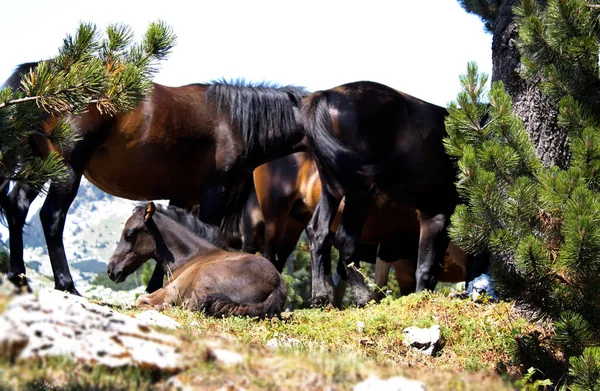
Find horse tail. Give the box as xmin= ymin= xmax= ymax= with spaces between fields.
xmin=200 ymin=273 xmax=287 ymax=318
xmin=219 ymin=173 xmax=256 ymax=248
xmin=301 ymin=91 xmax=368 ymax=197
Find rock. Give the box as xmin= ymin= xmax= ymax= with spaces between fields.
xmin=265 ymin=336 xmax=303 ymax=349
xmin=353 ymin=375 xmax=427 ymax=391
xmin=0 ymin=316 xmax=28 ymax=361
xmin=467 ymin=274 xmax=498 ymax=302
xmin=135 ymin=310 xmax=181 ymax=330
xmin=402 ymin=324 xmax=441 ymax=356
xmin=356 ymin=320 xmax=365 ymax=333
xmin=205 ymin=347 xmax=243 ymax=367
xmin=0 ymin=289 xmax=183 ymax=372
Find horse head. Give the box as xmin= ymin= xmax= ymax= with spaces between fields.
xmin=107 ymin=202 xmax=157 ymax=283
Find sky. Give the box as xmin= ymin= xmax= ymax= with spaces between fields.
xmin=1 ymin=0 xmax=492 ymax=107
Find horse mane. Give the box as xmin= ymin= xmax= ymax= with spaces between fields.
xmin=138 ymin=203 xmax=228 ymax=249
xmin=1 ymin=62 xmax=39 ymax=90
xmin=206 ymin=79 xmax=309 ymax=158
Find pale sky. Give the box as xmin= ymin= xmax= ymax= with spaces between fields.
xmin=1 ymin=0 xmax=492 ymax=107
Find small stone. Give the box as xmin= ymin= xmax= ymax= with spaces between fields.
xmin=205 ymin=347 xmax=243 ymax=367
xmin=135 ymin=310 xmax=181 ymax=330
xmin=356 ymin=320 xmax=365 ymax=333
xmin=265 ymin=336 xmax=303 ymax=349
xmin=0 ymin=317 xmax=28 ymax=361
xmin=402 ymin=325 xmax=441 ymax=356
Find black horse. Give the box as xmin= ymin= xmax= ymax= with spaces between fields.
xmin=0 ymin=61 xmax=308 ymax=295
xmin=302 ymin=81 xmax=458 ymax=306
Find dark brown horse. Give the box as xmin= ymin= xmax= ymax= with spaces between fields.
xmin=1 ymin=62 xmax=308 ymax=295
xmin=251 ymin=152 xmax=465 ymax=304
xmin=301 ymin=81 xmax=458 ymax=306
xmin=108 ymin=203 xmax=286 ymax=318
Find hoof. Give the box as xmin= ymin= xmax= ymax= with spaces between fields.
xmin=353 ymin=295 xmax=371 ymax=308
xmin=135 ymin=295 xmax=153 ymax=309
xmin=7 ymin=272 xmax=32 ymax=294
xmin=55 ymin=285 xmax=82 ymax=296
xmin=311 ymin=294 xmax=330 ymax=308
xmin=68 ymin=287 xmax=82 ymax=296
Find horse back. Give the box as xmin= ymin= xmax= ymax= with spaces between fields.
xmin=303 ymin=81 xmax=456 ymax=211
xmin=81 ymin=83 xmax=247 ymax=201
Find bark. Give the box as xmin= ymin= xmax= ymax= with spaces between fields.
xmin=491 ymin=0 xmax=569 ymax=169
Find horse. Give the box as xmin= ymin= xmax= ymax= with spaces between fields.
xmin=107 ymin=202 xmax=286 ymax=318
xmin=251 ymin=152 xmax=466 ymax=305
xmin=301 ymin=81 xmax=459 ymax=306
xmin=0 ymin=61 xmax=308 ymax=295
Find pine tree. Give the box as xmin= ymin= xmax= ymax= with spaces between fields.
xmin=0 ymin=21 xmax=175 ymax=194
xmin=458 ymin=0 xmax=569 ymax=168
xmin=447 ymin=0 xmax=600 ymax=385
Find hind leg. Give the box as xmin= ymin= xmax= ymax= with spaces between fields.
xmin=392 ymin=259 xmax=418 ymax=295
xmin=415 ymin=211 xmax=450 ymax=292
xmin=263 ymin=216 xmax=289 ymax=272
xmin=372 ymin=258 xmax=391 ymax=301
xmin=334 ymin=194 xmax=371 ymax=307
xmin=279 ymin=218 xmax=305 ymax=268
xmin=2 ymin=185 xmax=39 ymax=291
xmin=306 ymin=189 xmax=341 ymax=306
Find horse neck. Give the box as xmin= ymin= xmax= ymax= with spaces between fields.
xmin=151 ymin=214 xmax=219 ymax=273
xmin=245 ymin=109 xmax=307 ymax=169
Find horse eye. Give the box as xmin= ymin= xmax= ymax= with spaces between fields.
xmin=124 ymin=230 xmax=136 ymax=241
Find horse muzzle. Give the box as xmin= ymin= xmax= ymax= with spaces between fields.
xmin=107 ymin=262 xmax=125 ymax=283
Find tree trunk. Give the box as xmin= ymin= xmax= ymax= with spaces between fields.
xmin=492 ymin=0 xmax=569 ymax=169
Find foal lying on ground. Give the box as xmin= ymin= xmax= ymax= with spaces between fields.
xmin=107 ymin=202 xmax=286 ymax=318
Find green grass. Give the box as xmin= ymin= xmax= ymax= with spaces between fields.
xmin=0 ymin=291 xmax=544 ymax=390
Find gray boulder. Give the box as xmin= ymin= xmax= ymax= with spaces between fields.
xmin=0 ymin=289 xmax=183 ymax=372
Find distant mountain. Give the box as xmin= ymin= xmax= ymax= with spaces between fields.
xmin=7 ymin=178 xmax=163 ymax=303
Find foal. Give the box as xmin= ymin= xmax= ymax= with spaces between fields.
xmin=107 ymin=203 xmax=286 ymax=318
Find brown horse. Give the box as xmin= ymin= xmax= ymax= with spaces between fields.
xmin=107 ymin=202 xmax=286 ymax=318
xmin=302 ymin=81 xmax=458 ymax=306
xmin=251 ymin=152 xmax=466 ymax=304
xmin=1 ymin=62 xmax=308 ymax=295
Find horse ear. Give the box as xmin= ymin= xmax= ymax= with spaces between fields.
xmin=144 ymin=202 xmax=156 ymax=222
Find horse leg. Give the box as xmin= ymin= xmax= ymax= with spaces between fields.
xmin=239 ymin=186 xmax=263 ymax=254
xmin=391 ymin=259 xmax=418 ymax=295
xmin=466 ymin=251 xmax=490 ymax=287
xmin=135 ymin=288 xmax=169 ymax=310
xmin=145 ymin=262 xmax=164 ymax=293
xmin=263 ymin=216 xmax=289 ymax=272
xmin=144 ymin=198 xmax=189 ymax=294
xmin=372 ymin=258 xmax=391 ymax=302
xmin=198 ymin=185 xmax=223 ymax=226
xmin=306 ymin=189 xmax=341 ymax=306
xmin=334 ymin=194 xmax=371 ymax=307
xmin=415 ymin=211 xmax=450 ymax=292
xmin=39 ymin=166 xmax=83 ymax=294
xmin=2 ymin=185 xmax=39 ymax=291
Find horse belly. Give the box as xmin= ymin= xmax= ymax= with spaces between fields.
xmin=84 ymin=144 xmax=215 ymax=201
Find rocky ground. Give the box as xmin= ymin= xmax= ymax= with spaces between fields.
xmin=0 ymin=285 xmax=527 ymax=391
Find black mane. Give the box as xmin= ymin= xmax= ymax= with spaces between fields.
xmin=137 ymin=203 xmax=228 ymax=249
xmin=206 ymin=79 xmax=309 ymax=158
xmin=2 ymin=62 xmax=39 ymax=90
